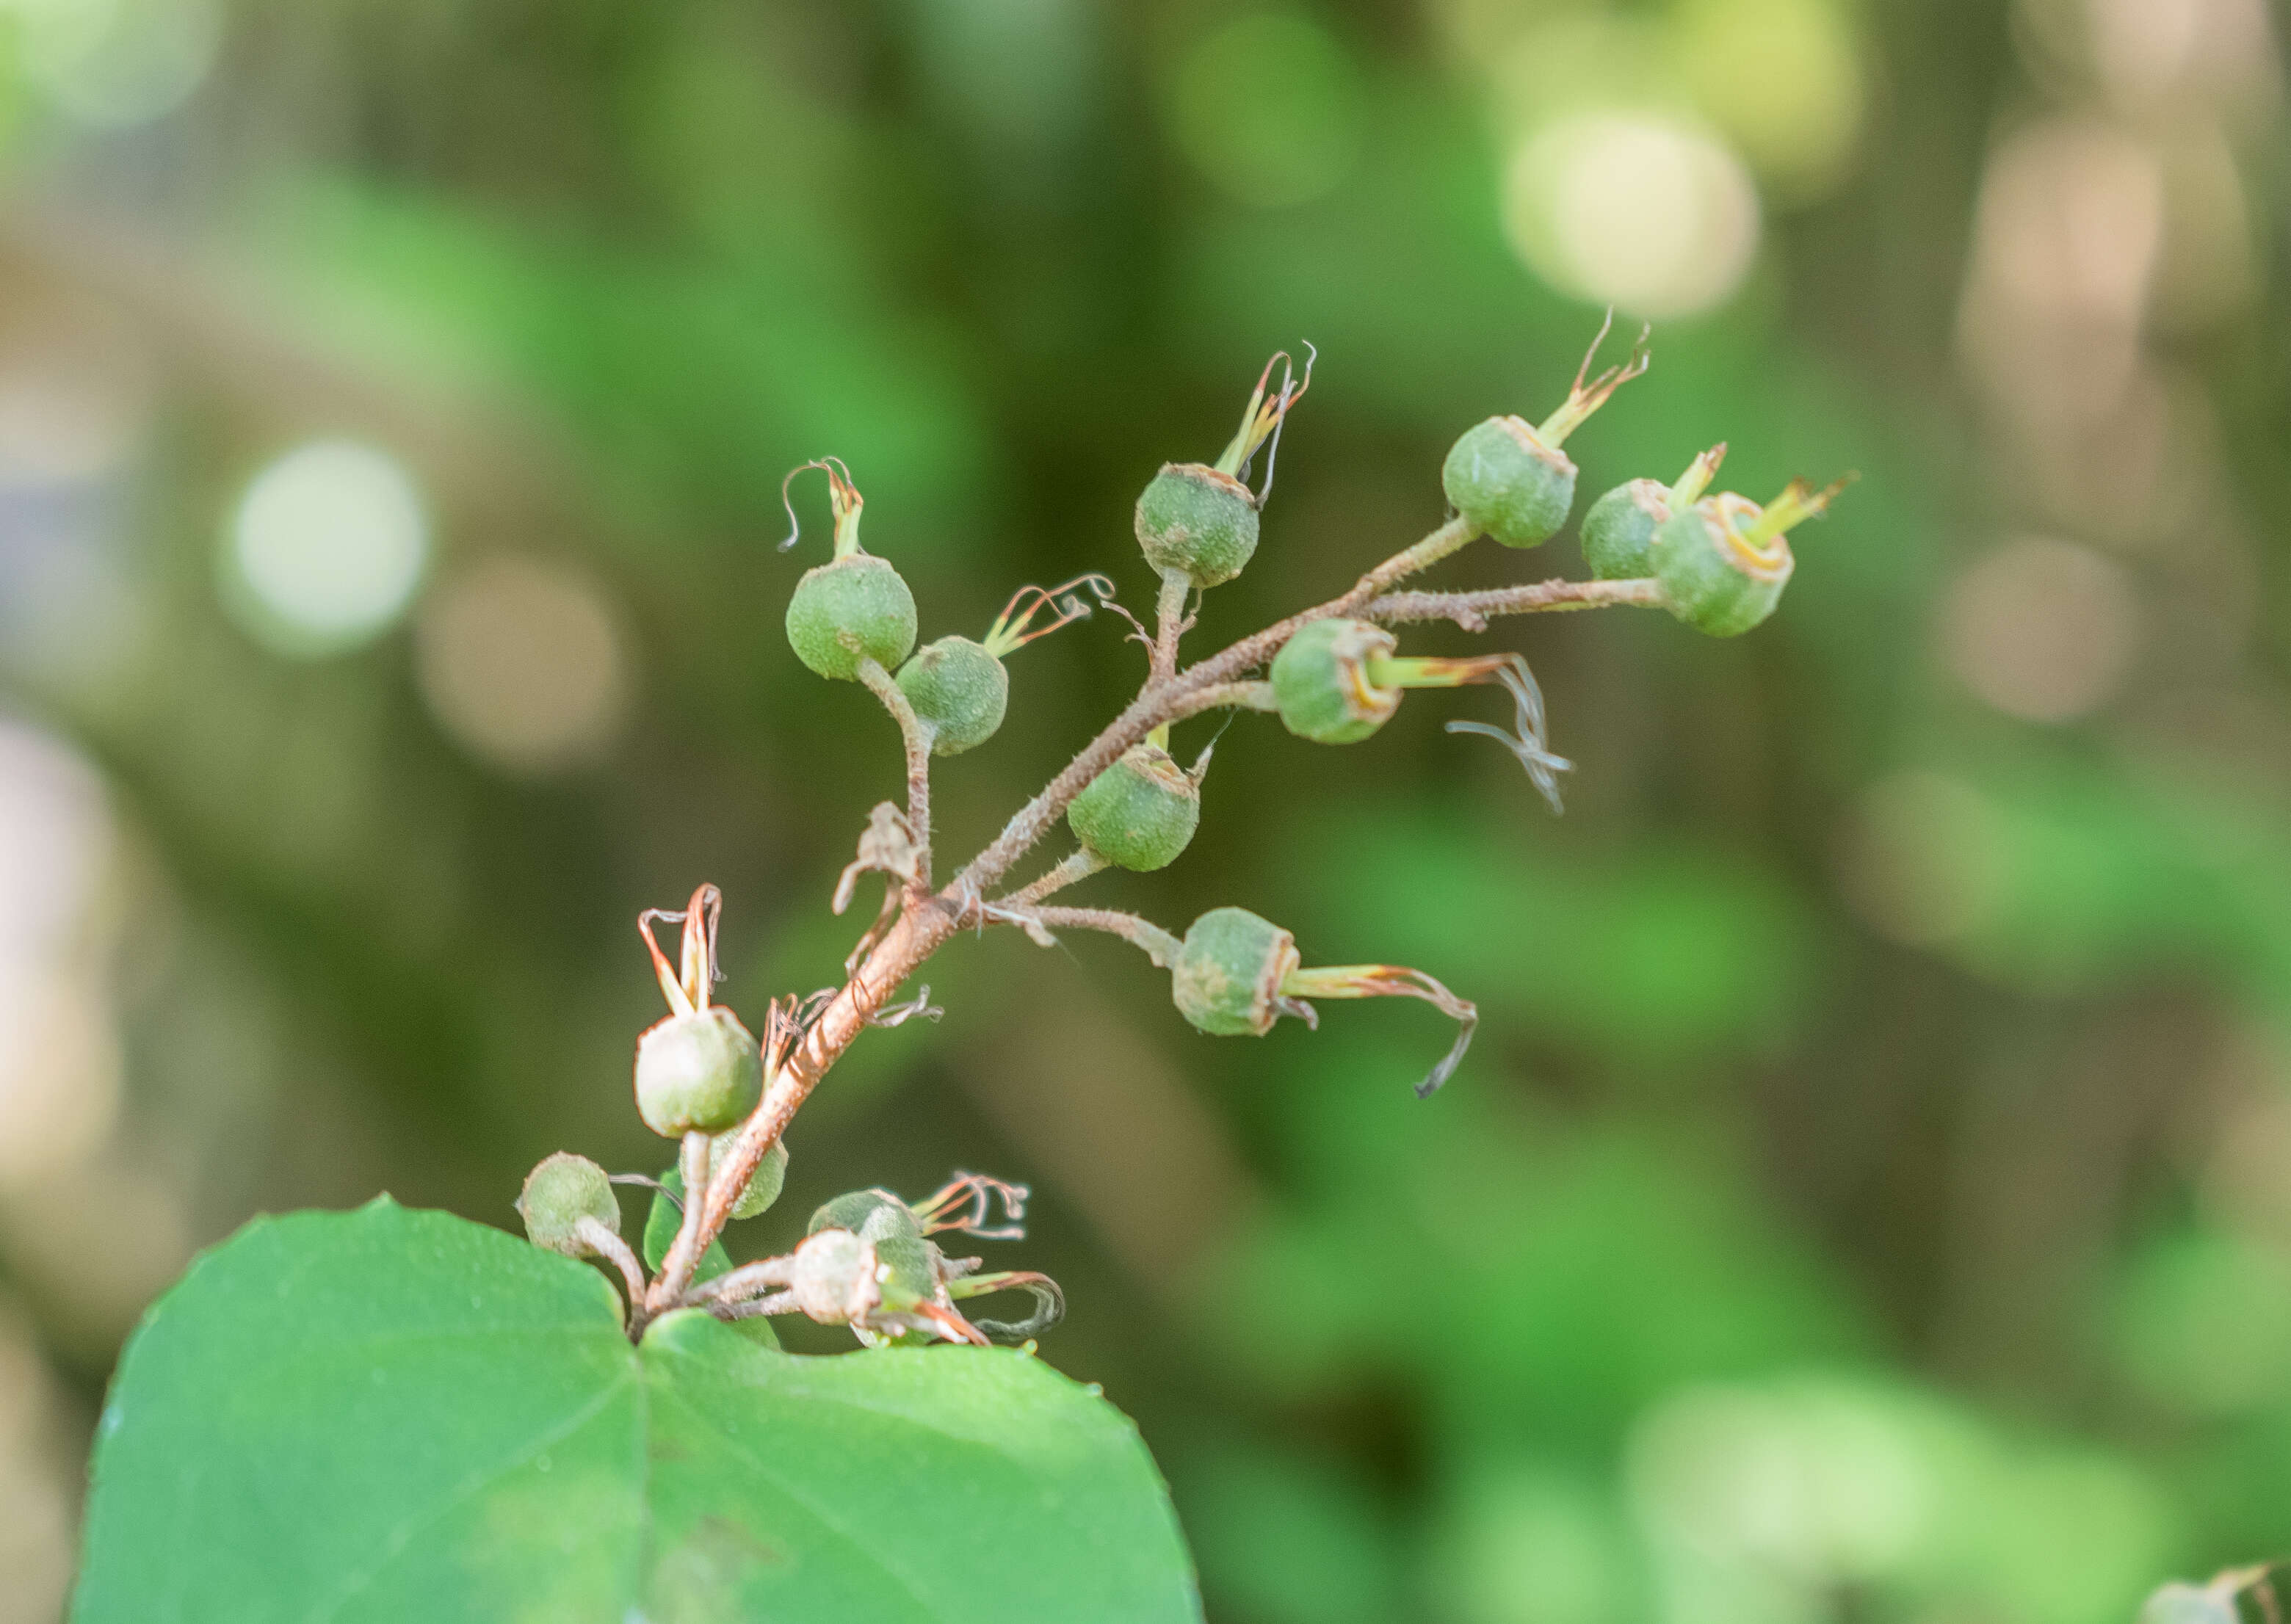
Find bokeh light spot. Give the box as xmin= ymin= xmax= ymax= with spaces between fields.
xmin=1672 ymin=0 xmax=1864 ymax=200
xmin=7 ymin=0 xmax=223 ymax=128
xmin=1942 ymin=535 xmax=2141 ymax=722
xmin=1505 ymin=113 xmax=1760 ymax=318
xmin=415 ymin=554 xmax=632 ymax=775
xmin=226 ymin=440 xmax=429 ymax=656
xmin=1837 ymin=770 xmax=2008 ymax=949
xmin=1165 ymin=12 xmax=1362 ymax=209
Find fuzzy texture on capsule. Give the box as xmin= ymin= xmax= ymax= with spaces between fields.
xmin=1441 ymin=417 xmax=1576 ymax=549
xmin=1173 ymin=907 xmax=1300 ymax=1037
xmin=791 ymin=1228 xmax=880 ymax=1325
xmin=1581 ymin=478 xmax=1673 ymax=580
xmin=1136 ymin=463 xmax=1260 ymax=588
xmin=1270 ymin=617 xmax=1401 ymax=744
xmin=895 ymin=635 xmax=1009 ymax=755
xmin=633 ymin=1007 xmax=764 ymax=1137
xmin=784 ymin=554 xmax=919 ymax=681
xmin=515 ymin=1153 xmax=620 ymax=1255
xmin=1652 ymin=493 xmax=1793 ymax=638
xmin=1066 ymin=743 xmax=1201 ymax=871
xmin=716 ymin=1134 xmax=789 ymax=1221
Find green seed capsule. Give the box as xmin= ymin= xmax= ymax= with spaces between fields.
xmin=1271 ymin=618 xmax=1400 ymax=744
xmin=1137 ymin=463 xmax=1259 ymax=589
xmin=1651 ymin=476 xmax=1842 ymax=639
xmin=896 ymin=635 xmax=1009 ymax=755
xmin=1172 ymin=907 xmax=1299 ymax=1037
xmin=791 ymin=1228 xmax=880 ymax=1324
xmin=1581 ymin=479 xmax=1669 ymax=579
xmin=1442 ymin=416 xmax=1577 ymax=549
xmin=808 ymin=1188 xmax=936 ymax=1311
xmin=1067 ymin=743 xmax=1201 ymax=871
xmin=786 ymin=554 xmax=919 ymax=681
xmin=1441 ymin=317 xmax=1650 ymax=549
xmin=1582 ymin=444 xmax=1724 ymax=580
xmin=515 ymin=1153 xmax=620 ymax=1255
xmin=633 ymin=1007 xmax=764 ymax=1137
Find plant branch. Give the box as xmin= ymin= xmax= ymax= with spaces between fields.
xmin=1364 ymin=576 xmax=1662 ymax=630
xmin=643 ymin=1131 xmax=714 ymax=1318
xmin=1013 ymin=905 xmax=1183 ymax=968
xmin=1150 ymin=568 xmax=1191 ymax=684
xmin=575 ymin=1218 xmax=648 ymax=1322
xmin=858 ymin=656 xmax=933 ymax=888
xmin=1002 ymin=847 xmax=1108 ymax=907
xmin=950 ymin=513 xmax=1479 ymax=899
xmin=654 ymin=517 xmax=1488 ymax=1299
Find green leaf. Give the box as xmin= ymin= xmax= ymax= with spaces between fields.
xmin=643 ymin=1164 xmax=734 ymax=1284
xmin=74 ymin=1197 xmax=1200 ymax=1623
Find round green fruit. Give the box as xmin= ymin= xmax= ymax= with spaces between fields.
xmin=1441 ymin=416 xmax=1577 ymax=549
xmin=515 ymin=1153 xmax=619 ymax=1255
xmin=1067 ymin=744 xmax=1201 ymax=871
xmin=634 ymin=1007 xmax=764 ymax=1137
xmin=785 ymin=554 xmax=918 ymax=681
xmin=1136 ymin=463 xmax=1259 ymax=588
xmin=1652 ymin=493 xmax=1793 ymax=638
xmin=1270 ymin=618 xmax=1400 ymax=744
xmin=1581 ymin=478 xmax=1671 ymax=580
xmin=1173 ymin=907 xmax=1300 ymax=1037
xmin=895 ymin=635 xmax=1009 ymax=755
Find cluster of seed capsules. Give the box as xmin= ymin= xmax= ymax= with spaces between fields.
xmin=520 ymin=327 xmax=1843 ymax=1337
xmin=774 ymin=328 xmax=1840 ymax=1085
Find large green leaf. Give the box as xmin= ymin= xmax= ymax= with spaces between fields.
xmin=73 ymin=1197 xmax=1199 ymax=1623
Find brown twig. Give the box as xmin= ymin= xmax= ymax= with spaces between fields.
xmin=858 ymin=657 xmax=933 ymax=889
xmin=1364 ymin=576 xmax=1663 ymax=630
xmin=657 ymin=514 xmax=1698 ymax=1319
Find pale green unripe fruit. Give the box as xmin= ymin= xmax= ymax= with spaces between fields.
xmin=1581 ymin=478 xmax=1671 ymax=580
xmin=1067 ymin=744 xmax=1200 ymax=871
xmin=791 ymin=1228 xmax=879 ymax=1324
xmin=1652 ymin=493 xmax=1793 ymax=638
xmin=895 ymin=635 xmax=1010 ymax=755
xmin=516 ymin=1153 xmax=619 ymax=1255
xmin=1271 ymin=618 xmax=1400 ymax=744
xmin=1441 ymin=416 xmax=1577 ymax=548
xmin=808 ymin=1191 xmax=938 ymax=1311
xmin=633 ymin=1007 xmax=764 ymax=1137
xmin=785 ymin=554 xmax=918 ymax=681
xmin=1136 ymin=463 xmax=1259 ymax=588
xmin=1173 ymin=907 xmax=1300 ymax=1037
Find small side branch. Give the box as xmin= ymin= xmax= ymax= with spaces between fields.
xmin=1003 ymin=847 xmax=1109 ymax=907
xmin=1364 ymin=576 xmax=1663 ymax=631
xmin=643 ymin=1131 xmax=715 ymax=1319
xmin=1011 ymin=905 xmax=1183 ymax=968
xmin=1150 ymin=568 xmax=1192 ymax=684
xmin=858 ymin=657 xmax=933 ymax=888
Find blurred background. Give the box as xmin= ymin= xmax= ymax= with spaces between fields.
xmin=1 ymin=0 xmax=2287 ymax=1617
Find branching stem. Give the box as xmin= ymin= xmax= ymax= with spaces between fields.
xmin=658 ymin=512 xmax=1672 ymax=1326
xmin=1014 ymin=906 xmax=1183 ymax=968
xmin=858 ymin=657 xmax=933 ymax=888
xmin=1365 ymin=576 xmax=1662 ymax=630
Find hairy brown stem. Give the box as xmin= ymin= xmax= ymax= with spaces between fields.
xmin=1364 ymin=576 xmax=1662 ymax=629
xmin=1002 ymin=847 xmax=1108 ymax=907
xmin=665 ymin=515 xmax=1541 ymax=1305
xmin=643 ymin=1131 xmax=714 ymax=1318
xmin=858 ymin=657 xmax=933 ymax=888
xmin=1151 ymin=568 xmax=1191 ymax=684
xmin=952 ymin=514 xmax=1479 ymax=900
xmin=575 ymin=1218 xmax=648 ymax=1324
xmin=1016 ymin=905 xmax=1183 ymax=967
